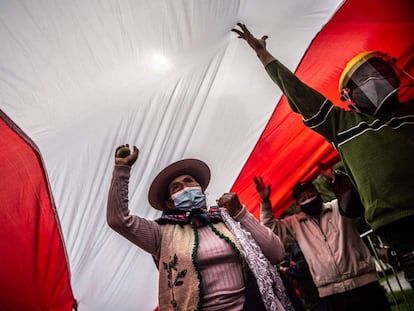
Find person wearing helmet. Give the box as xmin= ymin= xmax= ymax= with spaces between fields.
xmin=232 ymin=23 xmax=414 ymax=290
xmin=338 ymin=51 xmax=402 ymax=115
xmin=107 ymin=145 xmax=292 ymax=311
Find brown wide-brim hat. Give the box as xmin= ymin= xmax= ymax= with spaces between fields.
xmin=148 ymin=159 xmax=211 ymax=210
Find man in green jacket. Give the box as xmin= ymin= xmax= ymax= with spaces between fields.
xmin=232 ymin=23 xmax=414 ymax=289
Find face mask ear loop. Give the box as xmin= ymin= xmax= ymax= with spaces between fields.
xmin=341 ymin=88 xmax=360 ymax=112
xmin=341 ymin=87 xmax=354 ymax=103
xmin=348 ymin=104 xmax=360 ymax=112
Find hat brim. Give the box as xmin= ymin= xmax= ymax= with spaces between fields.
xmin=148 ymin=159 xmax=210 ymax=210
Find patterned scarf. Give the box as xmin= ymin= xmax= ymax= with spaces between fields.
xmin=155 ymin=206 xmax=223 ymax=227
xmin=221 ymin=208 xmax=294 ymax=311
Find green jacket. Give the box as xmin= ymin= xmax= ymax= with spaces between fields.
xmin=265 ymin=60 xmax=414 ymax=230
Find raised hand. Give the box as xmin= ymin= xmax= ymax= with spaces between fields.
xmin=114 ymin=144 xmax=139 ymax=167
xmin=253 ymin=176 xmax=271 ymax=202
xmin=232 ymin=23 xmax=275 ymax=66
xmin=217 ymin=192 xmax=243 ymax=217
xmin=232 ymin=23 xmax=268 ymax=52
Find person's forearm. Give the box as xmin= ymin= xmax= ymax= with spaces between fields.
xmin=260 ymin=201 xmax=289 ymax=241
xmin=235 ymin=208 xmax=285 ymax=263
xmin=256 ymin=48 xmax=276 ymax=67
xmin=107 ymin=165 xmax=131 ymax=229
xmin=260 ymin=201 xmax=276 ymax=227
xmin=107 ymin=165 xmax=161 ymax=255
xmin=265 ymin=59 xmax=329 ymax=118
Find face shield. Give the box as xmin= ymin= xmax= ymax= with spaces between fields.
xmin=339 ymin=51 xmax=413 ymax=115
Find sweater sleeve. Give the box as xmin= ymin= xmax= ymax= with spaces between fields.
xmin=107 ymin=165 xmax=161 ymax=256
xmin=265 ymin=59 xmax=341 ymax=143
xmin=233 ymin=207 xmax=285 ymax=264
xmin=264 ymin=59 xmax=328 ymax=115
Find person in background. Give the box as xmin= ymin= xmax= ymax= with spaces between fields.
xmin=233 ymin=23 xmax=414 ymax=290
xmin=279 ymin=238 xmax=321 ymax=311
xmin=254 ymin=176 xmax=391 ymax=311
xmin=317 ymin=162 xmax=364 ymax=219
xmin=317 ymin=162 xmax=371 ymax=238
xmin=107 ymin=145 xmax=292 ymax=311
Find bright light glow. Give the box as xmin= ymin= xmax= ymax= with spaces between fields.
xmin=150 ymin=53 xmax=170 ymax=71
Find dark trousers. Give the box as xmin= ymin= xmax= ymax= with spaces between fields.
xmin=375 ymin=215 xmax=414 ymax=290
xmin=316 ymin=281 xmax=391 ymax=311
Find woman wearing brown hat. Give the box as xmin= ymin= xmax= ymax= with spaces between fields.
xmin=107 ymin=145 xmax=292 ymax=311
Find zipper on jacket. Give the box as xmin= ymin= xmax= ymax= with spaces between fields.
xmin=310 ymin=216 xmax=343 ymax=280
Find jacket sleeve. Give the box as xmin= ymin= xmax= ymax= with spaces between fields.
xmin=234 ymin=207 xmax=285 ymax=264
xmin=260 ymin=201 xmax=294 ymax=244
xmin=107 ymin=165 xmax=161 ymax=256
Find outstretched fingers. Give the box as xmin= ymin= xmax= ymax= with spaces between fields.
xmin=231 ymin=23 xmax=250 ymax=39
xmin=253 ymin=176 xmax=265 ymax=190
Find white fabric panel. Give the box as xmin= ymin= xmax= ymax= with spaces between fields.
xmin=0 ymin=1 xmax=343 ymax=310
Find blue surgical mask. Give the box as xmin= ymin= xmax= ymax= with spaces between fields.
xmin=171 ymin=187 xmax=206 ymax=211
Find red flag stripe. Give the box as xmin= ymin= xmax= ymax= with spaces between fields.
xmin=0 ymin=110 xmax=75 ymax=311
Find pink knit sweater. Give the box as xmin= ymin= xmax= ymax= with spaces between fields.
xmin=107 ymin=165 xmax=284 ymax=310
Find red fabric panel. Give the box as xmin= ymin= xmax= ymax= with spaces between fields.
xmin=232 ymin=0 xmax=414 ymax=219
xmin=0 ymin=114 xmax=75 ymax=310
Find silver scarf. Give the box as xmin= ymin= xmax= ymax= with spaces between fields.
xmin=220 ymin=208 xmax=294 ymax=311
